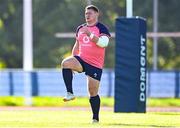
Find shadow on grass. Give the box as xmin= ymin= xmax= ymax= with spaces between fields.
xmin=107 ymin=123 xmax=176 ymax=128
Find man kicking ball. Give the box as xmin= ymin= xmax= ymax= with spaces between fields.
xmin=61 ymin=5 xmax=111 ymax=123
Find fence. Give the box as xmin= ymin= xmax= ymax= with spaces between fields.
xmin=0 ymin=69 xmax=179 ymax=97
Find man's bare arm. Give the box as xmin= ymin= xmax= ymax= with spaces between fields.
xmin=72 ymin=40 xmax=79 ymax=56
xmin=81 ymin=26 xmax=109 ymax=47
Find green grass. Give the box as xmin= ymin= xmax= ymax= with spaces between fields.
xmin=0 ymin=97 xmax=180 ymax=107
xmin=0 ymin=110 xmax=180 ymax=128
xmin=0 ymin=97 xmax=180 ymax=127
xmin=0 ymin=96 xmax=114 ymax=107
xmin=148 ymin=98 xmax=180 ymax=107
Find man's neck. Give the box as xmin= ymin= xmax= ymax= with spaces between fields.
xmin=87 ymin=20 xmax=98 ymax=26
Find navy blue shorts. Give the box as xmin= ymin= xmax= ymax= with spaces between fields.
xmin=74 ymin=56 xmax=102 ymax=81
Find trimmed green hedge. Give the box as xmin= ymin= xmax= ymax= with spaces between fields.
xmin=0 ymin=97 xmax=180 ymax=107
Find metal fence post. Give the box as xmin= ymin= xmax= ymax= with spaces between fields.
xmin=175 ymin=71 xmax=180 ymax=98
xmin=31 ymin=72 xmax=38 ymax=96
xmin=9 ymin=71 xmax=14 ymax=96
xmin=107 ymin=69 xmax=112 ymax=97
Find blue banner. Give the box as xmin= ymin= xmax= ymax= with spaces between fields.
xmin=115 ymin=17 xmax=147 ymax=113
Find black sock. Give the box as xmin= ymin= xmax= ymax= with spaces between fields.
xmin=89 ymin=95 xmax=100 ymax=121
xmin=62 ymin=68 xmax=73 ymax=94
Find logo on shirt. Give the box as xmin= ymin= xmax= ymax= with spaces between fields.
xmin=82 ymin=31 xmax=95 ymax=44
xmin=83 ymin=36 xmax=90 ymax=43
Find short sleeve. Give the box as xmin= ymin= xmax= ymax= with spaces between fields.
xmin=96 ymin=23 xmax=111 ymax=37
xmin=75 ymin=26 xmax=81 ymax=37
xmin=75 ymin=23 xmax=86 ymax=37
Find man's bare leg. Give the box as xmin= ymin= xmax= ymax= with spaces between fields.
xmin=87 ymin=76 xmax=100 ymax=122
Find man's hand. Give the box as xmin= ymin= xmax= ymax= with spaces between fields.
xmin=81 ymin=26 xmax=91 ymax=36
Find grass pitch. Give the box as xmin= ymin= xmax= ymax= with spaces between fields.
xmin=0 ymin=109 xmax=180 ymax=128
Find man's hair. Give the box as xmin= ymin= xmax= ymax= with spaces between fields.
xmin=85 ymin=5 xmax=99 ymax=13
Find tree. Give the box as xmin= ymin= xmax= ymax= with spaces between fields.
xmin=0 ymin=0 xmax=179 ymax=69
xmin=0 ymin=0 xmax=23 ymax=68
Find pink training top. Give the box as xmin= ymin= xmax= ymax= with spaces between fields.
xmin=76 ymin=22 xmax=111 ymax=69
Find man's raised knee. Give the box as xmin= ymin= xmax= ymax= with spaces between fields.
xmin=61 ymin=59 xmax=70 ymax=68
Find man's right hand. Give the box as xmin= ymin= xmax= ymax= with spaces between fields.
xmin=80 ymin=26 xmax=91 ymax=36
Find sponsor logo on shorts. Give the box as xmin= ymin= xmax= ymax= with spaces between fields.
xmin=94 ymin=73 xmax=97 ymax=78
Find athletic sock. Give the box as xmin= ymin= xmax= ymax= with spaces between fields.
xmin=89 ymin=95 xmax=100 ymax=121
xmin=62 ymin=68 xmax=73 ymax=94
